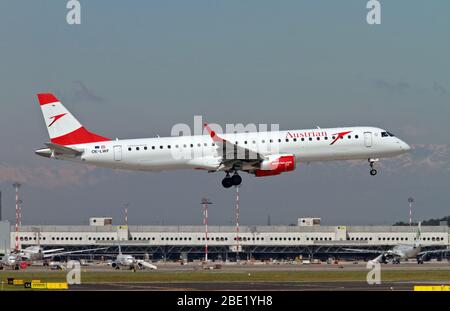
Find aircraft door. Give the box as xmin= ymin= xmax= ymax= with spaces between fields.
xmin=113 ymin=145 xmax=122 ymax=161
xmin=364 ymin=132 xmax=372 ymax=147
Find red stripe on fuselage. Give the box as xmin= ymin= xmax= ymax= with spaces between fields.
xmin=330 ymin=131 xmax=352 ymax=145
xmin=50 ymin=127 xmax=110 ymax=146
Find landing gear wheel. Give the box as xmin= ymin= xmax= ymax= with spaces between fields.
xmin=222 ymin=175 xmax=233 ymax=188
xmin=368 ymin=158 xmax=379 ymax=176
xmin=231 ymin=174 xmax=242 ymax=186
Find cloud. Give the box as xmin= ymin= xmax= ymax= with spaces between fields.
xmin=0 ymin=163 xmax=110 ymax=188
xmin=433 ymin=81 xmax=447 ymax=95
xmin=374 ymin=79 xmax=411 ymax=93
xmin=71 ymin=81 xmax=105 ymax=103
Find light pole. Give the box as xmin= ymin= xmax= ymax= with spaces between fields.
xmin=408 ymin=197 xmax=414 ymax=226
xmin=12 ymin=182 xmax=21 ymax=251
xmin=201 ymin=198 xmax=212 ymax=263
xmin=235 ymin=185 xmax=240 ymax=261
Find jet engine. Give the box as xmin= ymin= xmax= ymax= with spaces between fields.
xmin=255 ymin=154 xmax=296 ymax=177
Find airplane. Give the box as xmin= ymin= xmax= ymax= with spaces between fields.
xmin=18 ymin=245 xmax=108 ymax=262
xmin=345 ymin=223 xmax=449 ymax=264
xmin=34 ymin=93 xmax=411 ymax=188
xmin=109 ymin=245 xmax=157 ymax=270
xmin=0 ymin=252 xmax=25 ymax=270
xmin=0 ymin=245 xmax=107 ymax=269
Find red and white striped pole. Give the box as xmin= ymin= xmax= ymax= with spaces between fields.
xmin=202 ymin=198 xmax=212 ymax=263
xmin=13 ymin=182 xmax=21 ymax=251
xmin=408 ymin=197 xmax=414 ymax=226
xmin=235 ymin=186 xmax=240 ymax=260
xmin=124 ymin=203 xmax=129 ymax=226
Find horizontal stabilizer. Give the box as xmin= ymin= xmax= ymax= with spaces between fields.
xmin=44 ymin=142 xmax=83 ymax=157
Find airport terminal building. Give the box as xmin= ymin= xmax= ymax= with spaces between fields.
xmin=1 ymin=218 xmax=449 ymax=261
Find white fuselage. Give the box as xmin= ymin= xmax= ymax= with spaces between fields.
xmin=391 ymin=244 xmax=422 ymax=260
xmin=55 ymin=126 xmax=410 ymax=172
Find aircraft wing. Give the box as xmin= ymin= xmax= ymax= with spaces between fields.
xmin=418 ymin=249 xmax=449 ymax=256
xmin=42 ymin=248 xmax=65 ymax=254
xmin=136 ymin=260 xmax=157 ymax=270
xmin=204 ymin=123 xmax=263 ymax=170
xmin=343 ymin=248 xmax=384 ymax=254
xmin=43 ymin=247 xmax=108 ymax=258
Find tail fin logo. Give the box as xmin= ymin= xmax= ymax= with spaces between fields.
xmin=48 ymin=113 xmax=67 ymax=127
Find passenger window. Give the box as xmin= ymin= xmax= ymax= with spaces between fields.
xmin=285 ymin=139 xmax=289 ymax=142
xmin=316 ymin=137 xmax=320 ymax=140
xmin=355 ymin=135 xmax=359 ymax=139
xmin=309 ymin=137 xmax=312 ymax=141
xmin=160 ymin=146 xmax=163 ymax=149
xmin=128 ymin=147 xmax=132 ymax=151
xmin=293 ymin=138 xmax=297 ymax=142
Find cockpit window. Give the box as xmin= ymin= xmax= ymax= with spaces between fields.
xmin=381 ymin=131 xmax=395 ymax=137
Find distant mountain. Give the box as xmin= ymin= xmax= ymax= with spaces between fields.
xmin=343 ymin=144 xmax=450 ymax=173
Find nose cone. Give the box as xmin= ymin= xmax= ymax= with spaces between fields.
xmin=400 ymin=140 xmax=411 ymax=152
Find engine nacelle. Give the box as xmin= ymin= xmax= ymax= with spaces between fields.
xmin=255 ymin=154 xmax=296 ymax=177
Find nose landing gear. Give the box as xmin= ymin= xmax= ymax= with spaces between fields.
xmin=368 ymin=158 xmax=379 ymax=176
xmin=221 ymin=172 xmax=242 ymax=188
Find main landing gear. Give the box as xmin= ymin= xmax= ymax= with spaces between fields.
xmin=368 ymin=158 xmax=379 ymax=176
xmin=222 ymin=172 xmax=242 ymax=188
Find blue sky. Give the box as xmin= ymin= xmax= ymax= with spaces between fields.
xmin=0 ymin=1 xmax=449 ymax=226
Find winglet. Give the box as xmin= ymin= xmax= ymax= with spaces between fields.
xmin=204 ymin=123 xmax=223 ymax=143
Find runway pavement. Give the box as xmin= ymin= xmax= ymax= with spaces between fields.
xmin=69 ymin=280 xmax=439 ymax=291
xmin=21 ymin=260 xmax=450 ymax=272
xmin=3 ymin=261 xmax=448 ymax=291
